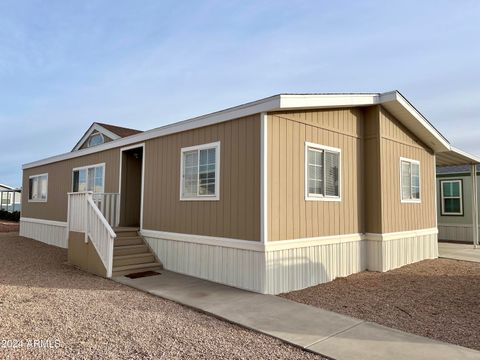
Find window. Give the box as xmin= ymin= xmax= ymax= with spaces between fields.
xmin=400 ymin=158 xmax=420 ymax=202
xmin=180 ymin=142 xmax=220 ymax=200
xmin=305 ymin=142 xmax=341 ymax=200
xmin=29 ymin=174 xmax=48 ymax=202
xmin=72 ymin=164 xmax=105 ymax=193
xmin=87 ymin=133 xmax=104 ymax=147
xmin=441 ymin=180 xmax=463 ymax=216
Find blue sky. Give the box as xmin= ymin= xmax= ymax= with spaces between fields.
xmin=1 ymin=0 xmax=479 ymax=187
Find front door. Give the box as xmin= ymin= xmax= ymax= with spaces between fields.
xmin=119 ymin=146 xmax=143 ymax=227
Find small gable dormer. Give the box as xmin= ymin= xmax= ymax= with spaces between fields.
xmin=72 ymin=122 xmax=142 ymax=152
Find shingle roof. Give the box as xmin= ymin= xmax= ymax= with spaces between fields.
xmin=436 ymin=164 xmax=480 ymax=174
xmin=95 ymin=122 xmax=142 ymax=138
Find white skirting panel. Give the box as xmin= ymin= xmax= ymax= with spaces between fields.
xmin=141 ymin=229 xmax=438 ymax=295
xmin=438 ymin=224 xmax=477 ymax=243
xmin=143 ymin=235 xmax=266 ymax=293
xmin=264 ymin=238 xmax=367 ymax=294
xmin=19 ymin=218 xmax=68 ymax=249
xmin=367 ymin=230 xmax=438 ymax=272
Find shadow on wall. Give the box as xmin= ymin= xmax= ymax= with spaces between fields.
xmin=265 ymin=242 xmax=368 ymax=294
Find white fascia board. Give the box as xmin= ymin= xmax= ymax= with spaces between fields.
xmin=448 ymin=147 xmax=480 ymax=164
xmin=72 ymin=123 xmax=122 ymax=151
xmin=279 ymin=93 xmax=380 ymax=109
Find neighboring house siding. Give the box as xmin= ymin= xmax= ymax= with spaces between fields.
xmin=142 ymin=114 xmax=261 ymax=241
xmin=378 ymin=106 xmax=436 ymax=233
xmin=22 ymin=148 xmax=121 ymax=222
xmin=267 ymin=108 xmax=364 ymax=241
xmin=436 ymin=174 xmax=480 ymax=242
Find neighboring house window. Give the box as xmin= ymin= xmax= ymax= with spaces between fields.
xmin=400 ymin=158 xmax=421 ymax=202
xmin=180 ymin=141 xmax=220 ymax=200
xmin=441 ymin=180 xmax=463 ymax=216
xmin=29 ymin=174 xmax=48 ymax=202
xmin=305 ymin=142 xmax=341 ymax=201
xmin=72 ymin=164 xmax=105 ymax=193
xmin=87 ymin=133 xmax=104 ymax=147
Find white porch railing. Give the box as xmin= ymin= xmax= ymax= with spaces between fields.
xmin=92 ymin=193 xmax=120 ymax=228
xmin=67 ymin=192 xmax=117 ymax=277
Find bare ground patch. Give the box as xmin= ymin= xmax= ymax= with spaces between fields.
xmin=280 ymin=258 xmax=480 ymax=350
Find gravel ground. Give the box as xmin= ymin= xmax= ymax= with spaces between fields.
xmin=280 ymin=259 xmax=480 ymax=351
xmin=0 ymin=234 xmax=322 ymax=359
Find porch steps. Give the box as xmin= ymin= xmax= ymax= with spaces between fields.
xmin=114 ymin=244 xmax=149 ymax=256
xmin=112 ymin=227 xmax=162 ymax=277
xmin=113 ymin=253 xmax=155 ymax=267
xmin=115 ymin=237 xmax=144 ymax=247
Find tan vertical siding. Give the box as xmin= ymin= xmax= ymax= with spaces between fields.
xmin=142 ymin=115 xmax=261 ymax=241
xmin=363 ymin=106 xmax=382 ymax=233
xmin=378 ymin=107 xmax=436 ymax=232
xmin=267 ymin=109 xmax=364 ymax=241
xmin=22 ymin=148 xmax=121 ymax=222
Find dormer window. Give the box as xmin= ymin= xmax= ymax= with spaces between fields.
xmin=88 ymin=133 xmax=104 ymax=147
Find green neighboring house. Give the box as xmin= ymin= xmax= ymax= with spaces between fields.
xmin=437 ymin=165 xmax=480 ymax=243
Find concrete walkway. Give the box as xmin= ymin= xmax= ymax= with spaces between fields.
xmin=439 ymin=242 xmax=480 ymax=263
xmin=114 ymin=270 xmax=480 ymax=360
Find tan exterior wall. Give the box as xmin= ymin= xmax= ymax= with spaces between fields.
xmin=142 ymin=114 xmax=261 ymax=241
xmin=22 ymin=148 xmax=121 ymax=222
xmin=363 ymin=106 xmax=382 ymax=233
xmin=68 ymin=231 xmax=107 ymax=277
xmin=378 ymin=107 xmax=436 ymax=232
xmin=267 ymin=109 xmax=365 ymax=241
xmin=267 ymin=106 xmax=436 ymax=241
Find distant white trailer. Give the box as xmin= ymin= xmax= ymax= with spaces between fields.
xmin=0 ymin=184 xmax=21 ymax=212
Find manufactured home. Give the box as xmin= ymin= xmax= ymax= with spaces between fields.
xmin=0 ymin=184 xmax=21 ymax=212
xmin=20 ymin=91 xmax=479 ymax=294
xmin=436 ymin=164 xmax=480 ymax=244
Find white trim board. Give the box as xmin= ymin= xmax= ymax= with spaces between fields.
xmin=438 ymin=223 xmax=476 ymax=228
xmin=23 ymin=91 xmax=457 ymax=170
xmin=20 ymin=217 xmax=68 ymax=227
xmin=141 ymin=228 xmax=438 ymax=252
xmin=366 ymin=227 xmax=438 ymax=242
xmin=260 ymin=112 xmax=268 ymax=244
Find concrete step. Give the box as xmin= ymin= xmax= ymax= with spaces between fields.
xmin=113 ymin=253 xmax=155 ymax=267
xmin=115 ymin=237 xmax=143 ymax=247
xmin=114 ymin=244 xmax=149 ymax=256
xmin=112 ymin=262 xmax=163 ymax=277
xmin=114 ymin=227 xmax=139 ymax=238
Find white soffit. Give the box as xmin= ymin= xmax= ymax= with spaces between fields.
xmin=23 ymin=91 xmax=454 ymax=169
xmin=436 ymin=147 xmax=480 ymax=166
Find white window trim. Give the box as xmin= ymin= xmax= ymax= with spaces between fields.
xmin=87 ymin=132 xmax=105 ymax=148
xmin=28 ymin=173 xmax=48 ymax=203
xmin=180 ymin=141 xmax=220 ymax=201
xmin=304 ymin=142 xmax=342 ymax=202
xmin=440 ymin=179 xmax=463 ymax=216
xmin=400 ymin=157 xmax=421 ymax=203
xmin=71 ymin=163 xmax=106 ymax=193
